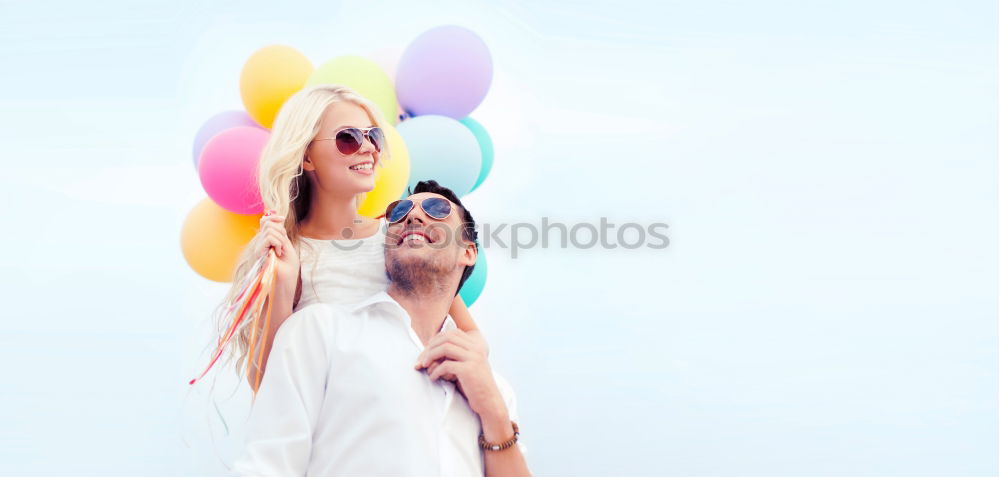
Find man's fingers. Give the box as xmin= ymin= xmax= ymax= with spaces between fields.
xmin=420 ymin=343 xmax=471 ymax=367
xmin=425 ymin=329 xmax=474 ymax=353
xmin=428 ymin=361 xmax=459 ymax=382
xmin=416 ymin=330 xmax=477 ymax=366
xmin=425 ymin=360 xmax=457 ymax=382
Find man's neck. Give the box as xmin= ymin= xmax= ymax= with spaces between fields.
xmin=387 ymin=286 xmax=454 ymax=346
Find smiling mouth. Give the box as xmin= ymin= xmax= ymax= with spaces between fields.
xmin=348 ymin=162 xmax=374 ymax=171
xmin=398 ymin=228 xmax=433 ymax=245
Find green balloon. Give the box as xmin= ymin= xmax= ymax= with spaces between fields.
xmin=459 ymin=251 xmax=488 ymax=306
xmin=460 ymin=117 xmax=493 ymax=192
xmin=307 ymin=55 xmax=399 ymax=125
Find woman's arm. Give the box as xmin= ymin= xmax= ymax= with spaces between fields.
xmin=449 ymin=295 xmax=489 ymax=357
xmin=245 ymin=214 xmax=301 ymax=391
xmin=449 ymin=295 xmax=478 ymax=331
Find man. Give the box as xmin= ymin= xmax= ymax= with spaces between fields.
xmin=230 ymin=180 xmax=531 ymax=477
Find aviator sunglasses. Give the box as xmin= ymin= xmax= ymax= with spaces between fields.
xmin=314 ymin=126 xmax=385 ymax=155
xmin=384 ymin=197 xmax=453 ymax=224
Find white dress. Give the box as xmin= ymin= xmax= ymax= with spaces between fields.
xmin=294 ymin=218 xmax=390 ymax=310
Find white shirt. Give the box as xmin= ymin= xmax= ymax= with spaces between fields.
xmin=295 ymin=219 xmax=390 ymax=310
xmin=230 ymin=291 xmax=524 ymax=477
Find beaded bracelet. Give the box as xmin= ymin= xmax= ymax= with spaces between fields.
xmin=479 ymin=421 xmax=520 ymax=451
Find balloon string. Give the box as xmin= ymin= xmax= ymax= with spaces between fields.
xmin=189 ymin=263 xmax=266 ymax=386
xmin=252 ymin=251 xmax=278 ymax=398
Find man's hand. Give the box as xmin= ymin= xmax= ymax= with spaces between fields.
xmin=414 ymin=329 xmax=507 ymax=421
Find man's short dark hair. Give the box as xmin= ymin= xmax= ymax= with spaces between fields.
xmin=408 ymin=180 xmax=478 ymax=295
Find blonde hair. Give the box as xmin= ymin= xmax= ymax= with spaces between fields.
xmin=222 ymin=84 xmax=391 ymax=376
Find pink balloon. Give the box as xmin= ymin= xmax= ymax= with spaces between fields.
xmin=198 ymin=127 xmax=270 ymax=214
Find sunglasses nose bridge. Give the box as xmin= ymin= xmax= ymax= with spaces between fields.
xmin=405 ymin=205 xmax=429 ymax=224
xmin=364 ymin=130 xmax=385 ymax=154
xmin=353 ymin=133 xmax=376 ymax=155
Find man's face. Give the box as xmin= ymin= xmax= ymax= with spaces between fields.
xmin=384 ymin=192 xmax=476 ymax=292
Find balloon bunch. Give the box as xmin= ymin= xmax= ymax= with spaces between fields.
xmin=183 ymin=26 xmax=495 ymax=386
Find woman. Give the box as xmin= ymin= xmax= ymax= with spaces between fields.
xmin=223 ymin=84 xmax=485 ymax=389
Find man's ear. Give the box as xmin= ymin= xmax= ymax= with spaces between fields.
xmin=459 ymin=242 xmax=477 ymax=267
xmin=302 ymin=154 xmax=316 ymax=172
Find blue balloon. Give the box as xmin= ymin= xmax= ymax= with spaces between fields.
xmin=460 ymin=117 xmax=493 ymax=193
xmin=397 ymin=115 xmax=481 ymax=197
xmin=459 ymin=251 xmax=487 ymax=306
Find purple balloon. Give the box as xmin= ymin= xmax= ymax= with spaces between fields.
xmin=396 ymin=25 xmax=493 ymax=119
xmin=192 ymin=110 xmax=262 ymax=168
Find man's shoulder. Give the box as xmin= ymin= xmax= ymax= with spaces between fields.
xmin=279 ymin=303 xmax=356 ymax=338
xmin=292 ymin=302 xmax=353 ymax=319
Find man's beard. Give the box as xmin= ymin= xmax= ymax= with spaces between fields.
xmin=385 ymin=248 xmax=458 ymax=297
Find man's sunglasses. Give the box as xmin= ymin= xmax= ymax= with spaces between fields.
xmin=384 ymin=197 xmax=453 ymax=224
xmin=315 ymin=126 xmax=385 ymax=155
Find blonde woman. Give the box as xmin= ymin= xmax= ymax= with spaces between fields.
xmin=225 ymin=84 xmax=485 ymax=389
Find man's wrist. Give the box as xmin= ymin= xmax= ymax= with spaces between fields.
xmin=478 ymin=401 xmax=513 ymax=442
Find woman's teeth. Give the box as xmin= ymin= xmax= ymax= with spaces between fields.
xmin=349 ymin=163 xmax=373 ymax=171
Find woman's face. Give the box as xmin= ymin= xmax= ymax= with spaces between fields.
xmin=302 ymin=102 xmax=380 ymax=198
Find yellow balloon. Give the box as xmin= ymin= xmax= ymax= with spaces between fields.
xmin=306 ymin=55 xmax=399 ymax=125
xmin=240 ymin=45 xmax=313 ymax=129
xmin=358 ymin=125 xmax=410 ymax=218
xmin=181 ymin=198 xmax=261 ymax=282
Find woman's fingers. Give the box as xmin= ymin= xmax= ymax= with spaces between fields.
xmin=256 ymin=217 xmax=297 ymax=260
xmin=259 ymin=214 xmax=285 ymax=225
xmin=256 ymin=230 xmax=282 ymax=256
xmin=256 ymin=234 xmax=279 ymax=256
xmin=266 ymin=230 xmax=288 ymax=257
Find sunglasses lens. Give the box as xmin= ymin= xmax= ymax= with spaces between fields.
xmin=387 ymin=200 xmax=413 ymax=223
xmin=335 ymin=128 xmax=363 ymax=155
xmin=422 ymin=197 xmax=452 ymax=220
xmin=368 ymin=127 xmax=385 ymax=153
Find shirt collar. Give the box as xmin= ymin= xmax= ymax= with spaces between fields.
xmin=352 ymin=290 xmax=458 ymax=333
xmin=350 ymin=290 xmax=397 ymax=313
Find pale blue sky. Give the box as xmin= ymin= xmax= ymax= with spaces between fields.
xmin=0 ymin=1 xmax=996 ymax=476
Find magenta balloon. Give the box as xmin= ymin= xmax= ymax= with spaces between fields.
xmin=396 ymin=25 xmax=493 ymax=119
xmin=192 ymin=110 xmax=261 ymax=168
xmin=198 ymin=126 xmax=270 ymax=214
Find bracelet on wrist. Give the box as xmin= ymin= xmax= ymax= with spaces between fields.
xmin=479 ymin=421 xmax=519 ymax=452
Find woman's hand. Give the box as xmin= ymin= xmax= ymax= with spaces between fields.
xmin=254 ymin=214 xmax=299 ymax=299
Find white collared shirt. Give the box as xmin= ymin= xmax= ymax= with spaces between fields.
xmin=230 ymin=291 xmax=524 ymax=477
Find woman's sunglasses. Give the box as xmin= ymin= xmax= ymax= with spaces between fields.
xmin=384 ymin=197 xmax=453 ymax=224
xmin=315 ymin=126 xmax=385 ymax=155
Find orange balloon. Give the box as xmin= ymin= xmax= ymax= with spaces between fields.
xmin=239 ymin=45 xmax=313 ymax=129
xmin=181 ymin=198 xmax=261 ymax=282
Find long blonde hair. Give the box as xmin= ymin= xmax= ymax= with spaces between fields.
xmin=223 ymin=84 xmax=391 ymax=375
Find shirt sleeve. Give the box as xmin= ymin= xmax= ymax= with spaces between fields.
xmin=230 ymin=304 xmax=333 ymax=477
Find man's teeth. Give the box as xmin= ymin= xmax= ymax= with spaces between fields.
xmin=349 ymin=163 xmax=373 ymax=171
xmin=404 ymin=233 xmax=426 ymax=243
